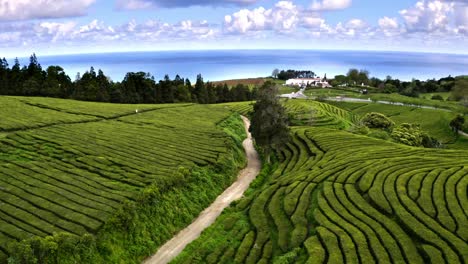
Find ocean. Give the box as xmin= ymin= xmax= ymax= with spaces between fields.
xmin=15 ymin=50 xmax=468 ymax=82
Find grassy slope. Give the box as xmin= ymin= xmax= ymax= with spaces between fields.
xmin=173 ymin=105 xmax=468 ymax=263
xmin=327 ymin=101 xmax=467 ymax=148
xmin=0 ymin=97 xmax=247 ymax=263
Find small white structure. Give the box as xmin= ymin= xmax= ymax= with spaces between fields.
xmin=285 ymin=77 xmax=331 ymax=88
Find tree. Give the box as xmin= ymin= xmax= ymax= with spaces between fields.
xmin=450 ymin=115 xmax=465 ymax=134
xmin=333 ymin=75 xmax=348 ymax=86
xmin=194 ymin=74 xmax=208 ymax=103
xmin=346 ymin=68 xmax=359 ymax=85
xmin=272 ymin=68 xmax=279 ymax=79
xmin=250 ymin=81 xmax=290 ymax=163
xmin=361 ymin=112 xmax=394 ymax=130
xmin=449 ymin=78 xmax=468 ymax=107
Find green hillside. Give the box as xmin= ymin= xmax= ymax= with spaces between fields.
xmin=2 ymin=96 xmax=467 ymax=263
xmin=174 ymin=100 xmax=468 ymax=264
xmin=174 ymin=125 xmax=468 ymax=264
xmin=327 ymin=101 xmax=466 ymax=149
xmin=0 ymin=97 xmax=247 ymax=263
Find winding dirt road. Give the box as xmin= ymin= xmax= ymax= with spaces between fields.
xmin=143 ymin=116 xmax=261 ymax=264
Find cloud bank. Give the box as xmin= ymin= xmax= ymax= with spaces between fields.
xmin=116 ymin=0 xmax=258 ymax=9
xmin=0 ymin=0 xmax=95 ymax=21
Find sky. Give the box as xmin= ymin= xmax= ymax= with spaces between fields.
xmin=0 ymin=0 xmax=467 ymax=57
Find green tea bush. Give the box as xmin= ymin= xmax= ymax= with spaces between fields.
xmin=361 ymin=112 xmax=394 ymax=130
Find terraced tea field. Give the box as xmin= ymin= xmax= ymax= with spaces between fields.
xmin=327 ymin=100 xmax=467 ymax=148
xmin=175 ymin=103 xmax=468 ymax=264
xmin=0 ymin=97 xmax=247 ymax=262
xmin=224 ymin=100 xmax=358 ymax=129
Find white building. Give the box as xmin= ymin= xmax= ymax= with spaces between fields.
xmin=285 ymin=77 xmax=331 ymax=88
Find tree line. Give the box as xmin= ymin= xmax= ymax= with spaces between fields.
xmin=272 ymin=69 xmax=316 ymax=80
xmin=330 ymin=68 xmax=466 ymax=102
xmin=0 ymin=54 xmax=256 ymax=104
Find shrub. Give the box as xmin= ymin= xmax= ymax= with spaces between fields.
xmin=391 ymin=123 xmax=423 ymax=147
xmin=431 ymin=95 xmax=444 ymax=100
xmin=421 ymin=134 xmax=442 ymax=148
xmin=368 ymin=130 xmax=390 ymax=140
xmin=361 ymin=112 xmax=394 ymax=130
xmin=348 ymin=124 xmax=370 ymax=135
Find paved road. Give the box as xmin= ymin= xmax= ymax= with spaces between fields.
xmin=142 ymin=116 xmax=261 ymax=264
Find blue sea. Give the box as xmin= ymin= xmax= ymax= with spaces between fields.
xmin=16 ymin=50 xmax=468 ymax=82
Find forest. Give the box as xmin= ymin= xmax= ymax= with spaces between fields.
xmin=0 ymin=54 xmax=256 ymax=104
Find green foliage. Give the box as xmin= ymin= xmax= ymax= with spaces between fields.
xmin=348 ymin=123 xmax=370 ymax=135
xmin=8 ymin=233 xmax=97 ymax=264
xmin=431 ymin=94 xmax=444 ymax=100
xmin=328 ymin=100 xmax=466 ymax=148
xmin=361 ymin=112 xmax=394 ymax=130
xmin=449 ymin=114 xmax=465 ymax=133
xmin=0 ymin=101 xmax=248 ymax=263
xmin=283 ymin=100 xmax=357 ymax=129
xmin=449 ymin=78 xmax=468 ymax=106
xmin=250 ymin=82 xmax=290 ymax=162
xmin=391 ymin=123 xmax=425 ymax=146
xmin=175 ymin=123 xmax=468 ymax=264
xmin=368 ymin=129 xmax=390 ymax=140
xmin=273 ymin=247 xmax=301 ymax=264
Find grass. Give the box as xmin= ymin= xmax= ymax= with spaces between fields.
xmin=2 ymin=95 xmax=467 ymax=264
xmin=0 ymin=96 xmax=248 ymax=263
xmin=174 ymin=103 xmax=468 ymax=264
xmin=327 ymin=101 xmax=467 ymax=148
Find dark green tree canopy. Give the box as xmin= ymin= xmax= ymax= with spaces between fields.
xmin=250 ymin=81 xmax=290 ymax=162
xmin=450 ymin=115 xmax=465 ymax=133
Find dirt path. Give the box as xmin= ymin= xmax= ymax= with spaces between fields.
xmin=143 ymin=116 xmax=261 ymax=264
xmin=459 ymin=130 xmax=468 ymax=137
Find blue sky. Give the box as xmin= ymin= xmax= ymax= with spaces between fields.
xmin=0 ymin=0 xmax=467 ymax=57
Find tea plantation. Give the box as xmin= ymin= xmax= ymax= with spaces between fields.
xmin=174 ymin=100 xmax=468 ymax=264
xmin=0 ymin=97 xmax=247 ymax=263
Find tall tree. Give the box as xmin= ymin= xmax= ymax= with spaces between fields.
xmin=250 ymin=81 xmax=290 ymax=163
xmin=194 ymin=74 xmax=207 ymax=104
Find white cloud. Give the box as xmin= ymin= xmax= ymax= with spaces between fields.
xmin=37 ymin=22 xmax=76 ymax=42
xmin=346 ymin=18 xmax=366 ymax=29
xmin=0 ymin=0 xmax=95 ymax=21
xmin=378 ymin=16 xmax=399 ymax=29
xmin=378 ymin=16 xmax=400 ymax=36
xmin=453 ymin=2 xmax=468 ymax=34
xmin=330 ymin=18 xmax=375 ymax=38
xmin=116 ymin=0 xmax=258 ymax=9
xmin=399 ymin=0 xmax=454 ymax=33
xmin=0 ymin=18 xmax=219 ymax=49
xmin=303 ymin=17 xmax=325 ymax=28
xmin=117 ymin=0 xmax=154 ymax=10
xmin=311 ymin=0 xmax=351 ymax=11
xmin=223 ymin=1 xmax=299 ymax=34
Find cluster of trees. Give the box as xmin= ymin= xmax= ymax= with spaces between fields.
xmin=357 ymin=112 xmax=441 ymax=148
xmin=331 ymin=69 xmax=370 ymax=86
xmin=372 ymin=75 xmax=465 ymax=98
xmin=0 ymin=54 xmax=256 ymax=104
xmin=330 ymin=68 xmax=467 ymax=103
xmin=272 ymin=69 xmax=316 ymax=80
